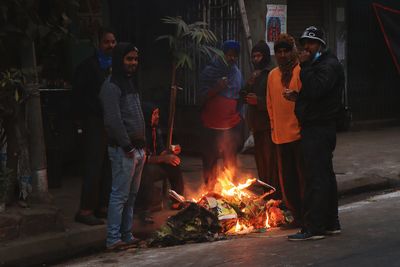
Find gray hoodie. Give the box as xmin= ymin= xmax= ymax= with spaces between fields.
xmin=99 ymin=43 xmax=145 ymax=152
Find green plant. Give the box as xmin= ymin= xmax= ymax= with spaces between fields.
xmin=156 ymin=16 xmax=225 ymax=147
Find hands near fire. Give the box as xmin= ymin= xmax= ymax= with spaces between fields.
xmin=162 ymin=154 xmax=181 ymax=166
xmin=160 ymin=147 xmax=181 ymax=166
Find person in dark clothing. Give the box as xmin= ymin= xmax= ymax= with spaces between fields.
xmin=99 ymin=43 xmax=146 ymax=250
xmin=198 ymin=40 xmax=244 ymax=191
xmin=240 ymin=40 xmax=280 ymax=199
xmin=73 ymin=28 xmax=116 ymax=226
xmin=288 ymin=26 xmax=344 ymax=241
xmin=135 ymin=103 xmax=184 ymax=223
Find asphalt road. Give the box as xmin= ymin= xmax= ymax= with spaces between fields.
xmin=56 ymin=189 xmax=400 ymax=267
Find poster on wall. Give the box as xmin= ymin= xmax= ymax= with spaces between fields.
xmin=266 ymin=4 xmax=287 ymax=55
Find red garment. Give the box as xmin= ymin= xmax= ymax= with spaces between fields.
xmin=201 ymin=95 xmax=241 ymax=129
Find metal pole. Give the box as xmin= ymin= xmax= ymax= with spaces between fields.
xmin=238 ymin=0 xmax=253 ymax=59
xmin=27 ymin=41 xmax=50 ymax=202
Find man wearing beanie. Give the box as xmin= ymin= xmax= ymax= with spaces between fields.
xmin=198 ymin=40 xmax=244 ymax=191
xmin=288 ymin=26 xmax=344 ymax=241
xmin=266 ymin=33 xmax=305 ymax=229
xmin=99 ymin=43 xmax=146 ymax=250
xmin=241 ymin=40 xmax=279 ymax=198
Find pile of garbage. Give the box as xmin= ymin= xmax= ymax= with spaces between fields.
xmin=149 ymin=171 xmax=293 ymax=247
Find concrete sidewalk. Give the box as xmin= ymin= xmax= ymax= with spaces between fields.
xmin=1 ymin=127 xmax=400 ymax=266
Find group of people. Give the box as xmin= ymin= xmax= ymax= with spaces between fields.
xmin=199 ymin=26 xmax=344 ymax=241
xmin=72 ymin=24 xmax=344 ymax=251
xmin=73 ymin=29 xmax=184 ymax=250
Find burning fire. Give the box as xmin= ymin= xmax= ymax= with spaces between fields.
xmin=204 ymin=168 xmax=279 ymax=234
xmin=170 ymin=168 xmax=289 ymax=236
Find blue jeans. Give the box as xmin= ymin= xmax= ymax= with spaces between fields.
xmin=106 ymin=146 xmax=145 ymax=247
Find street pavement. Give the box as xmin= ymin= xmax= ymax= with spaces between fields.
xmin=56 ymin=189 xmax=400 ymax=267
xmin=0 ymin=126 xmax=400 ymax=266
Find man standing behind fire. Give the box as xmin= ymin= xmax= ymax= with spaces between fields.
xmin=199 ymin=40 xmax=243 ymax=191
xmin=266 ymin=34 xmax=304 ymax=227
xmin=240 ymin=41 xmax=280 ymax=198
xmin=73 ymin=28 xmax=116 ymax=225
xmin=99 ymin=43 xmax=146 ymax=250
xmin=288 ymin=26 xmax=344 ymax=241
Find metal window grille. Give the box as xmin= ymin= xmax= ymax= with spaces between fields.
xmin=178 ymin=0 xmax=244 ymax=105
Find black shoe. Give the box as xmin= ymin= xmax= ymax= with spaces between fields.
xmin=288 ymin=229 xmax=325 ymax=241
xmin=122 ymin=236 xmax=141 ymax=248
xmin=325 ymin=220 xmax=341 ymax=235
xmin=75 ymin=213 xmax=104 ymax=226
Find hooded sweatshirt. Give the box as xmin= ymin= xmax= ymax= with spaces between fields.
xmin=99 ymin=43 xmax=145 ymax=152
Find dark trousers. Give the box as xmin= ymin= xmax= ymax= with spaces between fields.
xmin=277 ymin=140 xmax=305 ymax=223
xmin=201 ymin=122 xmax=242 ymax=190
xmin=136 ymin=163 xmax=184 ymax=213
xmin=301 ymin=125 xmax=339 ymax=234
xmin=79 ymin=116 xmax=112 ymax=211
xmin=253 ymin=130 xmax=280 ymax=199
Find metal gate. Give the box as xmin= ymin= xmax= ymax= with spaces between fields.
xmin=179 ymin=0 xmax=244 ymax=105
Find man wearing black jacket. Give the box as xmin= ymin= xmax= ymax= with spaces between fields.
xmin=73 ymin=28 xmax=116 ymax=225
xmin=289 ymin=26 xmax=344 ymax=241
xmin=241 ymin=41 xmax=280 ymax=198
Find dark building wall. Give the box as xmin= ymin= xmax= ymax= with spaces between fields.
xmin=348 ymin=0 xmax=400 ymax=121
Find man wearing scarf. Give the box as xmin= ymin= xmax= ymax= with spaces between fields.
xmin=241 ymin=40 xmax=280 ymax=198
xmin=198 ymin=40 xmax=244 ymax=191
xmin=289 ymin=26 xmax=344 ymax=241
xmin=73 ymin=28 xmax=116 ymax=226
xmin=266 ymin=34 xmax=305 ymax=229
xmin=99 ymin=43 xmax=146 ymax=250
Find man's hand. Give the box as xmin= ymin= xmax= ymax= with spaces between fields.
xmin=245 ymin=93 xmax=258 ymax=105
xmin=216 ymin=77 xmax=229 ymax=90
xmin=282 ymin=89 xmax=299 ymax=102
xmin=170 ymin=144 xmax=181 ymax=155
xmin=162 ymin=154 xmax=181 ymax=166
xmin=299 ymin=50 xmax=311 ymax=63
xmin=246 ymin=70 xmax=261 ymax=86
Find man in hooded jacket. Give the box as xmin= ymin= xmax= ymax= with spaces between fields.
xmin=241 ymin=40 xmax=280 ymax=198
xmin=99 ymin=43 xmax=146 ymax=250
xmin=288 ymin=26 xmax=344 ymax=241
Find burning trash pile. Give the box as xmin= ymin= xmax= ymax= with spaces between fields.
xmin=149 ymin=169 xmax=293 ymax=247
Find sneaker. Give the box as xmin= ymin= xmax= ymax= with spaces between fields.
xmin=325 ymin=226 xmax=341 ymax=235
xmin=288 ymin=229 xmax=325 ymax=241
xmin=325 ymin=220 xmax=341 ymax=235
xmin=75 ymin=213 xmax=104 ymax=226
xmin=122 ymin=236 xmax=141 ymax=248
xmin=106 ymin=240 xmax=127 ymax=252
